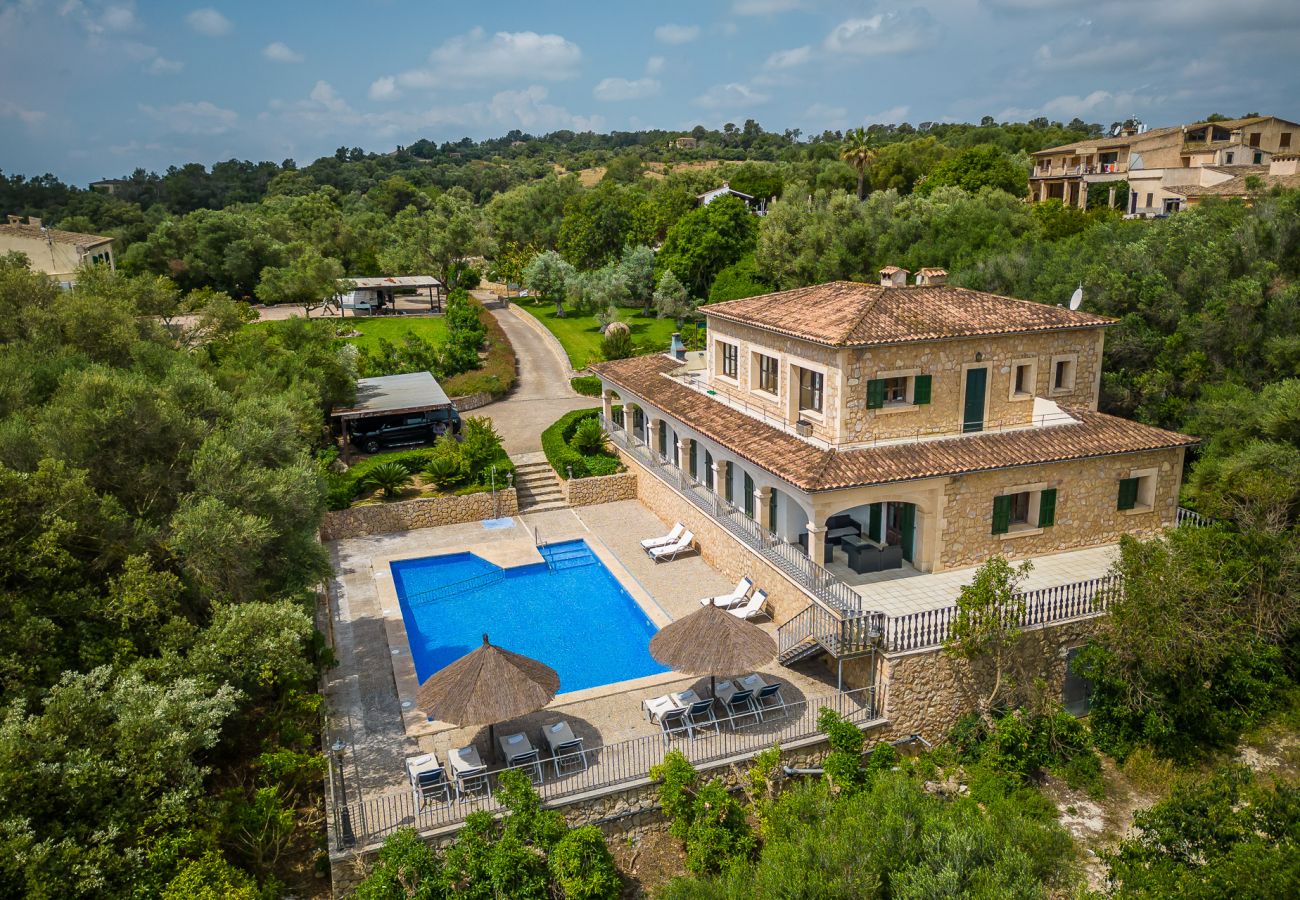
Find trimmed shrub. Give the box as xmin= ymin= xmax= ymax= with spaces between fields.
xmin=570 ymin=418 xmax=607 ymax=455
xmin=540 ymin=408 xmax=624 ymax=479
xmin=548 ymin=826 xmax=621 ymax=899
xmin=569 ymin=375 xmax=603 ymax=396
xmin=600 ymin=327 xmax=633 ymax=361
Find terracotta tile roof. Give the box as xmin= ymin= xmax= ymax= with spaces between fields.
xmin=0 ymin=222 xmax=112 ymax=247
xmin=703 ymin=281 xmax=1113 ymax=348
xmin=1169 ymin=172 xmax=1300 ymax=198
xmin=592 ymin=354 xmax=1196 ymax=493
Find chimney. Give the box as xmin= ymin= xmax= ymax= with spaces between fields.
xmin=915 ymin=267 xmax=948 ymax=286
xmin=6 ymin=215 xmax=20 ymax=225
xmin=1270 ymin=153 xmax=1299 ymax=177
xmin=879 ymin=266 xmax=909 ymax=288
xmin=670 ymin=332 xmax=686 ymax=361
xmin=27 ymin=216 xmax=42 ymax=228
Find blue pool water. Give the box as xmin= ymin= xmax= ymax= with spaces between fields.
xmin=392 ymin=540 xmax=668 ymax=693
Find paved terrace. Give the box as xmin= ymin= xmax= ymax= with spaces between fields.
xmin=323 ymin=500 xmax=862 ymax=847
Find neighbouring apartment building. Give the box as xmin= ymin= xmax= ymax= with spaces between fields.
xmin=0 ymin=215 xmax=115 ymax=287
xmin=1030 ymin=115 xmax=1300 ymax=216
xmin=592 ymin=271 xmax=1195 ymax=578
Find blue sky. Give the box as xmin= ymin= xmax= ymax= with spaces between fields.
xmin=2 ymin=0 xmax=1298 ymax=184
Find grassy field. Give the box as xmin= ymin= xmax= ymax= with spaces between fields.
xmin=341 ymin=316 xmax=449 ymax=351
xmin=517 ymin=300 xmax=679 ymax=368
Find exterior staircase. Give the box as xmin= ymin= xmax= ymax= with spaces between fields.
xmin=513 ymin=460 xmax=567 ymax=513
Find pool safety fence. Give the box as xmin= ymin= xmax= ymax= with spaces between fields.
xmin=327 ymin=684 xmax=881 ymax=854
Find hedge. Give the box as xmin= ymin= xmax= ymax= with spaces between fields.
xmin=442 ymin=296 xmax=518 ymax=400
xmin=540 ymin=408 xmax=624 ymax=480
xmin=569 ymin=375 xmax=603 ymax=397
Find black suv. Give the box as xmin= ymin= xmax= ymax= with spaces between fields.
xmin=349 ymin=409 xmax=461 ymax=454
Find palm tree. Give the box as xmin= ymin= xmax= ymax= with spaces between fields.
xmin=840 ymin=127 xmax=877 ymax=200
xmin=365 ymin=461 xmax=414 ymax=500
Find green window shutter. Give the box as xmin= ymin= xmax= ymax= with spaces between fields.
xmin=1038 ymin=488 xmax=1057 ymax=527
xmin=868 ymin=502 xmax=882 ymax=542
xmin=866 ymin=378 xmax=886 ymax=409
xmin=992 ymin=495 xmax=1012 ymax=534
xmin=744 ymin=473 xmax=755 ymax=518
xmin=768 ymin=491 xmax=778 ymax=534
xmin=689 ymin=443 xmax=697 ymax=478
xmin=1117 ymin=477 xmax=1139 ymax=511
xmin=724 ymin=463 xmax=733 ymax=502
xmin=913 ymin=374 xmax=932 ymax=405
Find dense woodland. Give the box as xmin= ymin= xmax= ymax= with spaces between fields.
xmin=2 ymin=117 xmax=1300 ymax=896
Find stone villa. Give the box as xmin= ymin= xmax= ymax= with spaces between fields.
xmin=1029 ymin=114 xmax=1300 ymax=216
xmin=592 ymin=271 xmax=1195 ymax=601
xmin=0 ymin=215 xmax=115 ymax=287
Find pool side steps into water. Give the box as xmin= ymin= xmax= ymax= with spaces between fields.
xmin=539 ymin=544 xmax=598 ymax=572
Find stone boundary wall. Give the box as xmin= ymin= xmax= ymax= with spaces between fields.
xmin=617 ymin=448 xmax=810 ymax=626
xmin=451 ymin=391 xmax=494 ymax=411
xmin=328 ymin=727 xmax=886 ymax=896
xmin=564 ymin=472 xmax=637 ymax=507
xmin=320 ymin=489 xmax=518 ymax=541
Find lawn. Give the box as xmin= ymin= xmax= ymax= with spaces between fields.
xmin=340 ymin=316 xmax=449 ymax=352
xmin=517 ymin=300 xmax=679 ymax=369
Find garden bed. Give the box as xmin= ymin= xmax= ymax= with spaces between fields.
xmin=541 ymin=408 xmax=625 ymax=479
xmin=517 ymin=301 xmax=678 ymax=369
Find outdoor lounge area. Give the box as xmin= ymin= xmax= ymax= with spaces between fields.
xmin=322 ymin=500 xmax=881 ymax=850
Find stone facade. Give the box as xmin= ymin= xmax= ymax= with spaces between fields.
xmin=938 ymin=447 xmax=1183 ymax=569
xmin=564 ymin=472 xmax=638 ymax=507
xmin=621 ymin=448 xmax=809 ymax=626
xmin=319 ymin=489 xmax=518 ymax=541
xmin=839 ymin=329 xmax=1104 ymax=443
xmin=451 ymin=390 xmax=495 ymax=411
xmin=865 ymin=618 xmax=1101 ymax=741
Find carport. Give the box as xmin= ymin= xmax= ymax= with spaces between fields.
xmin=339 ymin=275 xmax=444 ymax=314
xmin=331 ymin=371 xmax=454 ymax=460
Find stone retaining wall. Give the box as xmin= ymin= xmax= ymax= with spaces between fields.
xmin=564 ymin=472 xmax=637 ymax=507
xmin=320 ymin=489 xmax=518 ymax=541
xmin=451 ymin=391 xmax=495 ymax=411
xmin=618 ymin=448 xmax=810 ymax=626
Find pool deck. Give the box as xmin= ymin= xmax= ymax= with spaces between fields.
xmin=323 ymin=500 xmax=843 ymax=802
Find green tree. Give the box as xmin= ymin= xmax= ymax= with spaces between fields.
xmin=944 ymin=555 xmax=1033 ymax=723
xmin=918 ymin=144 xmax=1029 ymax=197
xmin=354 ymin=829 xmax=445 ymax=900
xmin=378 ymin=192 xmax=488 ymax=288
xmin=254 ymin=242 xmax=346 ymax=317
xmin=523 ymin=250 xmax=575 ymax=316
xmin=656 ymin=195 xmax=758 ymax=296
xmin=617 ymin=244 xmax=656 ymax=312
xmin=365 ymin=461 xmax=415 ymax=499
xmin=839 ymin=127 xmax=878 ymax=200
xmin=653 ymin=270 xmax=694 ymax=324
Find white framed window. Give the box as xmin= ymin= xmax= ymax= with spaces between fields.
xmin=1009 ymin=358 xmax=1038 ymax=400
xmin=992 ymin=482 xmax=1058 ymax=536
xmin=754 ymin=353 xmax=779 ymax=395
xmin=1051 ymin=354 xmax=1077 ymax=394
xmin=1117 ymin=467 xmax=1158 ymax=513
xmin=797 ymin=367 xmax=824 ymax=413
xmin=718 ymin=341 xmax=738 ymax=380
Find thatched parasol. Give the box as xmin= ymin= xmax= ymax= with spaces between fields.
xmin=649 ymin=603 xmax=776 ymax=695
xmin=416 ymin=634 xmax=560 ymax=748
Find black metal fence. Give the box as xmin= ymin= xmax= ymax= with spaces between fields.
xmin=329 ymin=685 xmax=880 ymax=853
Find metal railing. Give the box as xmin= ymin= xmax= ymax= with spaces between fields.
xmin=777 ymin=602 xmax=881 ymax=661
xmin=1176 ymin=506 xmax=1212 ymax=528
xmin=404 ymin=566 xmax=506 ymax=607
xmin=331 ymin=684 xmax=880 ymax=852
xmin=604 ymin=416 xmax=865 ymax=618
xmin=881 ymin=573 xmax=1121 ymax=653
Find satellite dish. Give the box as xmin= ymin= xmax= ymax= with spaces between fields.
xmin=1069 ymin=286 xmax=1084 ymax=311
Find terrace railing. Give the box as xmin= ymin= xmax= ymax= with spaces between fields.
xmin=329 ymin=684 xmax=880 ymax=853
xmin=604 ymin=416 xmax=865 ymax=618
xmin=881 ymin=573 xmax=1121 ymax=653
xmin=1176 ymin=506 xmax=1211 ymax=528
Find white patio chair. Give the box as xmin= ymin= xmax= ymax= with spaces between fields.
xmin=699 ymin=576 xmax=753 ymax=608
xmin=649 ymin=531 xmax=694 ymax=562
xmin=640 ymin=522 xmax=684 ymax=550
xmin=727 ymin=589 xmax=769 ymax=620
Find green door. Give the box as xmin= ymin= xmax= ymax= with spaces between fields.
xmin=899 ymin=503 xmax=916 ymax=563
xmin=963 ymin=368 xmax=987 ymax=433
xmin=743 ymin=473 xmax=755 ymax=518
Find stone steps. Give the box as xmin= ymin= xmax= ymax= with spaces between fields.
xmin=514 ymin=461 xmax=567 ymax=512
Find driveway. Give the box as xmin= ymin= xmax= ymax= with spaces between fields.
xmin=472 ymin=296 xmax=593 ymax=455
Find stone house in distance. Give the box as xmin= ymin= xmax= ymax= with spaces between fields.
xmin=594 ymin=271 xmax=1194 ymax=583
xmin=0 ymin=215 xmax=115 ymax=287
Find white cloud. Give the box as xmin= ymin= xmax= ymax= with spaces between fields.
xmin=0 ymin=98 xmax=46 ymax=126
xmin=262 ymin=41 xmax=304 ymax=64
xmin=733 ymin=0 xmax=806 ymax=14
xmin=694 ymin=82 xmax=770 ymax=110
xmin=1034 ymin=31 xmax=1145 ymax=71
xmin=645 ymin=55 xmax=665 ymax=75
xmin=99 ymin=4 xmax=137 ymax=32
xmin=824 ymin=12 xmax=933 ymax=56
xmin=185 ymin=8 xmax=232 ymax=38
xmin=866 ymin=104 xmax=910 ymax=123
xmin=308 ymin=80 xmax=348 ymax=113
xmin=655 ymin=23 xmax=701 ymax=45
xmin=488 ymin=85 xmax=604 ymax=132
xmin=764 ymin=45 xmax=812 ymax=68
xmin=368 ymin=76 xmax=399 ymax=101
xmin=146 ymin=56 xmax=183 ymax=75
xmin=140 ymin=99 xmax=237 ymax=134
xmin=385 ymin=28 xmax=582 ymax=91
xmin=593 ymin=76 xmax=661 ymax=101
xmin=804 ymin=101 xmax=848 ymax=127
xmin=997 ymin=89 xmax=1148 ymax=122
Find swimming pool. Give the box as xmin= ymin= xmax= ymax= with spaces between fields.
xmin=392 ymin=539 xmax=669 ymax=694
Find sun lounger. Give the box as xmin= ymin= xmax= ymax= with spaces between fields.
xmin=640 ymin=522 xmax=684 ymax=550
xmin=448 ymin=744 xmax=491 ymax=801
xmin=648 ymin=530 xmax=694 ymax=562
xmin=404 ymin=752 xmax=451 ymax=808
xmin=727 ymin=589 xmax=769 ymax=620
xmin=739 ymin=673 xmax=787 ymax=719
xmin=700 ymin=576 xmax=753 ymax=608
xmin=497 ymin=732 xmax=543 ymax=784
xmin=542 ymin=721 xmax=587 ymax=777
xmin=643 ymin=693 xmax=692 ymax=743
xmin=716 ymin=681 xmax=762 ymax=727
